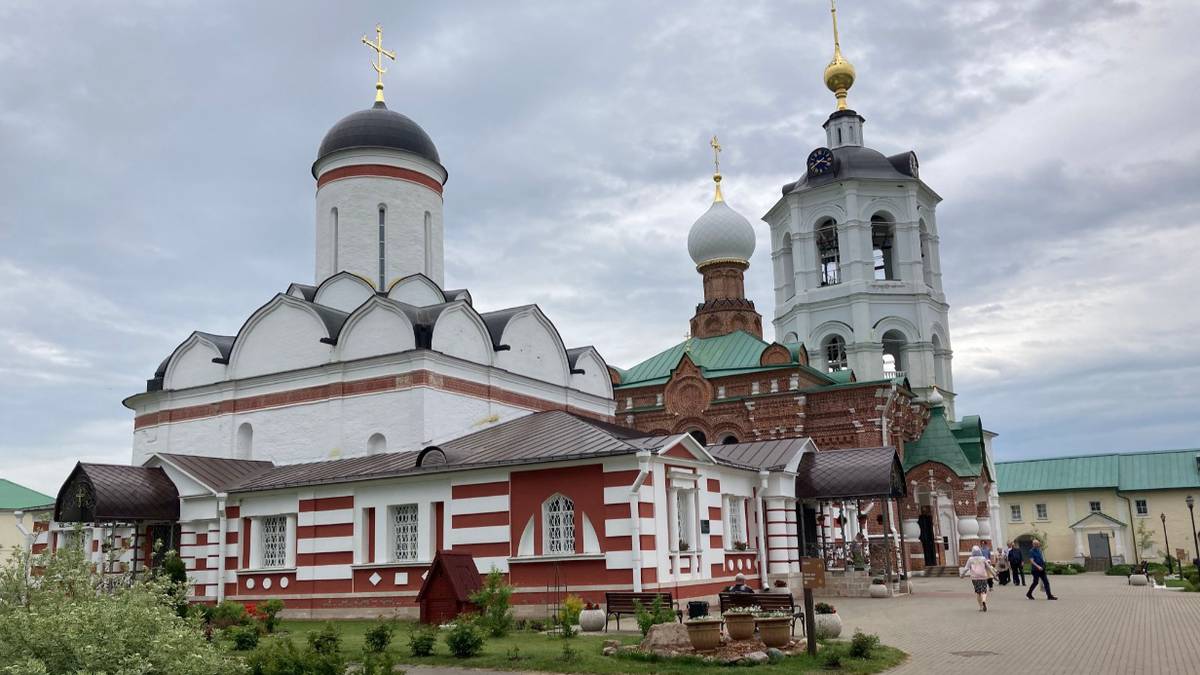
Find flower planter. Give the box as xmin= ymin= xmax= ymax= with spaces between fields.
xmin=756 ymin=616 xmax=792 ymax=648
xmin=685 ymin=619 xmax=723 ymax=651
xmin=579 ymin=608 xmax=606 ymax=632
xmin=1128 ymin=573 xmax=1149 ymax=587
xmin=869 ymin=583 xmax=890 ymax=598
xmin=813 ymin=612 xmax=842 ymax=639
xmin=724 ymin=613 xmax=757 ymax=640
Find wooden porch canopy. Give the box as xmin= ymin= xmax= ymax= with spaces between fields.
xmin=54 ymin=462 xmax=179 ymax=523
xmin=794 ymin=446 xmax=907 ymax=500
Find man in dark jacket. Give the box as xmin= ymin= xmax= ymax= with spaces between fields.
xmin=725 ymin=573 xmax=754 ymax=593
xmin=1007 ymin=541 xmax=1026 ymax=586
xmin=1025 ymin=539 xmax=1058 ymax=600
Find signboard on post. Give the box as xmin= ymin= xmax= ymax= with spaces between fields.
xmin=799 ymin=557 xmax=824 ymax=656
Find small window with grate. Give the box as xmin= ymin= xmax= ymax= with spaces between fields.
xmin=261 ymin=516 xmax=288 ymax=568
xmin=543 ymin=494 xmax=575 ymax=554
xmin=1089 ymin=501 xmax=1102 ymax=513
xmin=1135 ymin=499 xmax=1148 ymax=516
xmin=391 ymin=504 xmax=420 ymax=561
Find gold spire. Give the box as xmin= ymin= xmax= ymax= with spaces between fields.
xmin=362 ymin=24 xmax=397 ymax=103
xmin=823 ymin=0 xmax=856 ymax=111
xmin=710 ymin=135 xmax=724 ymax=202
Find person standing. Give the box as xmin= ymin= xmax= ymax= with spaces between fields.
xmin=1007 ymin=541 xmax=1026 ymax=587
xmin=1025 ymin=539 xmax=1058 ymax=600
xmin=961 ymin=545 xmax=997 ymax=611
xmin=981 ymin=542 xmax=994 ymax=589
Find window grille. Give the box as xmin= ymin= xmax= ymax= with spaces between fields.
xmin=1135 ymin=499 xmax=1148 ymax=516
xmin=727 ymin=497 xmax=744 ymax=546
xmin=545 ymin=495 xmax=575 ymax=554
xmin=1089 ymin=501 xmax=1101 ymax=513
xmin=261 ymin=516 xmax=288 ymax=568
xmin=391 ymin=504 xmax=419 ymax=561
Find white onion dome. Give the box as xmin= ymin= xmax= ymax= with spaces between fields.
xmin=927 ymin=386 xmax=945 ymax=407
xmin=687 ymin=188 xmax=756 ymax=268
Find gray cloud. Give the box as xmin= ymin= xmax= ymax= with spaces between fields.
xmin=1 ymin=0 xmax=1197 ymax=494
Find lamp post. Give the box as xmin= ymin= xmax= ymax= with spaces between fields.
xmin=1187 ymin=495 xmax=1198 ymax=568
xmin=1161 ymin=513 xmax=1173 ymax=574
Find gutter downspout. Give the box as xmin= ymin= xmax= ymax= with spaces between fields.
xmin=216 ymin=494 xmax=229 ymax=602
xmin=629 ymin=452 xmax=651 ymax=592
xmin=757 ymin=470 xmax=770 ymax=588
xmin=881 ymin=383 xmax=899 ymax=447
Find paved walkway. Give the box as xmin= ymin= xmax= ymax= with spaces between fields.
xmin=837 ymin=573 xmax=1200 ymax=674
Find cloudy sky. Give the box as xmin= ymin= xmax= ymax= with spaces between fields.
xmin=2 ymin=0 xmax=1197 ymax=496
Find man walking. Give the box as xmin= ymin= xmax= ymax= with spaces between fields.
xmin=1026 ymin=539 xmax=1058 ymax=600
xmin=1007 ymin=541 xmax=1026 ymax=587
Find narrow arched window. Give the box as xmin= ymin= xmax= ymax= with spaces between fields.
xmin=823 ymin=335 xmax=848 ymax=372
xmin=377 ymin=205 xmax=387 ymax=290
xmin=236 ymin=422 xmax=253 ymax=460
xmin=330 ymin=207 xmax=339 ymax=271
xmin=368 ymin=433 xmax=387 ymax=456
xmin=871 ymin=215 xmax=896 ymax=280
xmin=919 ymin=219 xmax=933 ymax=287
xmin=882 ymin=330 xmax=906 ymax=378
xmin=543 ymin=494 xmax=575 ymax=554
xmin=816 ymin=219 xmax=840 ymax=286
xmin=423 ymin=211 xmax=433 ymax=277
xmin=688 ymin=429 xmax=707 ymax=446
xmin=779 ymin=233 xmax=795 ymax=297
xmin=721 ymin=435 xmax=739 ymax=445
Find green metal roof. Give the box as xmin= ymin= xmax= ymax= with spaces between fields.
xmin=0 ymin=479 xmax=53 ymax=510
xmin=996 ymin=448 xmax=1200 ymax=494
xmin=950 ymin=415 xmax=985 ymax=468
xmin=615 ymin=331 xmax=833 ymax=389
xmin=903 ymin=406 xmax=981 ymax=478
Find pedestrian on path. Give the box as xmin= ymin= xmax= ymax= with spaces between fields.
xmin=1007 ymin=541 xmax=1026 ymax=586
xmin=982 ymin=543 xmax=994 ymax=589
xmin=961 ymin=545 xmax=997 ymax=611
xmin=1025 ymin=539 xmax=1058 ymax=600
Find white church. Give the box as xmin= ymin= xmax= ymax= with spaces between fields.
xmin=40 ymin=10 xmax=998 ymax=618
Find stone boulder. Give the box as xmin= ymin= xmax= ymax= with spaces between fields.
xmin=639 ymin=622 xmax=692 ymax=654
xmin=743 ymin=651 xmax=770 ymax=665
xmin=766 ymin=647 xmax=786 ymax=663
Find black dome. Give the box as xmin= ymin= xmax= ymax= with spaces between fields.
xmin=783 ymin=145 xmax=914 ymax=194
xmin=314 ymin=101 xmax=441 ymax=172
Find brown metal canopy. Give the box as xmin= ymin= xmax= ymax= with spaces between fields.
xmin=54 ymin=463 xmax=179 ymax=523
xmin=795 ymin=446 xmax=907 ymax=500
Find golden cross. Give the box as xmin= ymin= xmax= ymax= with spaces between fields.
xmin=683 ymin=330 xmax=693 ymax=354
xmin=362 ymin=24 xmax=397 ymax=103
xmin=710 ymin=135 xmax=722 ymax=175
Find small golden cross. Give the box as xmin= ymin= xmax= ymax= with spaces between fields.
xmin=362 ymin=24 xmax=397 ymax=103
xmin=710 ymin=135 xmax=722 ymax=175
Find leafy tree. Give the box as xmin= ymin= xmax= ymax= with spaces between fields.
xmin=469 ymin=569 xmax=514 ymax=637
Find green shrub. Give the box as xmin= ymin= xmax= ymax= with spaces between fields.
xmin=1068 ymin=563 xmax=1086 ymax=573
xmin=469 ymin=569 xmax=515 ymax=637
xmin=821 ymin=646 xmax=843 ymax=669
xmin=360 ymin=648 xmax=395 ymax=675
xmin=814 ymin=602 xmax=837 ymax=614
xmin=0 ymin=545 xmax=240 ymax=674
xmin=1106 ymin=564 xmax=1133 ymax=576
xmin=408 ymin=625 xmax=437 ymax=657
xmin=363 ymin=620 xmax=395 ymax=653
xmin=306 ymin=622 xmax=341 ymax=656
xmin=257 ymin=599 xmax=285 ymax=633
xmin=633 ymin=595 xmax=677 ymax=636
xmin=848 ymin=629 xmax=880 ymax=659
xmin=210 ymin=600 xmax=252 ymax=629
xmin=444 ymin=620 xmax=485 ymax=658
xmin=559 ymin=594 xmax=584 ymax=630
xmin=246 ymin=636 xmax=305 ymax=675
xmin=528 ymin=618 xmax=546 ymax=632
xmin=227 ymin=624 xmax=261 ymax=651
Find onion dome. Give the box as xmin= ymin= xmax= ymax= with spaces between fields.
xmin=314 ymin=101 xmax=441 ymax=172
xmin=687 ymin=173 xmax=756 ymax=269
xmin=927 ymin=386 xmax=945 ymax=408
xmin=823 ymin=1 xmax=856 ymax=111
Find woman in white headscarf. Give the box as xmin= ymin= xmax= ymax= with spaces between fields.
xmin=960 ymin=544 xmax=997 ymax=611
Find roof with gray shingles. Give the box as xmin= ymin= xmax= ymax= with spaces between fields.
xmin=710 ymin=438 xmax=811 ymax=472
xmin=795 ymin=446 xmax=906 ymax=499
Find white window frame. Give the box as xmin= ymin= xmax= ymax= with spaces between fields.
xmin=543 ymin=494 xmax=575 ymax=555
xmin=724 ymin=495 xmax=747 ymax=549
xmin=1089 ymin=501 xmax=1102 ymax=513
xmin=390 ymin=504 xmax=420 ymax=562
xmin=1135 ymin=499 xmax=1149 ymax=517
xmin=1009 ymin=504 xmax=1022 ymax=522
xmin=259 ymin=515 xmax=289 ymax=569
xmin=1035 ymin=503 xmax=1048 ymax=520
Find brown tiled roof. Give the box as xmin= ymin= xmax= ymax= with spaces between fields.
xmin=794 ymin=447 xmax=907 ymax=500
xmin=709 ymin=438 xmax=811 ymax=471
xmin=155 ymin=453 xmax=274 ymax=492
xmin=55 ymin=463 xmax=180 ymax=522
xmin=232 ymin=411 xmax=666 ymax=493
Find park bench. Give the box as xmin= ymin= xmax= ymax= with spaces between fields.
xmin=603 ymin=591 xmax=682 ymax=631
xmin=718 ymin=591 xmax=804 ymax=635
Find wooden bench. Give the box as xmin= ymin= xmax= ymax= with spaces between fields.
xmin=718 ymin=592 xmax=804 ymax=635
xmin=603 ymin=591 xmax=682 ymax=631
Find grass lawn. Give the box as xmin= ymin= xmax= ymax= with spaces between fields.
xmin=258 ymin=619 xmax=906 ymax=674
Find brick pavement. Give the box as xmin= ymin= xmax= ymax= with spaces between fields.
xmin=835 ymin=573 xmax=1200 ymax=674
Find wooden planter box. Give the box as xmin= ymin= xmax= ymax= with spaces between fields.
xmin=756 ymin=617 xmax=792 ymax=648
xmin=724 ymin=613 xmax=756 ymax=640
xmin=686 ymin=619 xmax=723 ymax=651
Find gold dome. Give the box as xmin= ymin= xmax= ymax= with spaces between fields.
xmin=823 ymin=1 xmax=855 ymax=111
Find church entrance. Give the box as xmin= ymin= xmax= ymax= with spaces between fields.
xmin=918 ymin=513 xmax=937 ymax=566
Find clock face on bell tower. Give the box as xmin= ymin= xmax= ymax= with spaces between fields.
xmin=807 ymin=147 xmax=834 ymax=176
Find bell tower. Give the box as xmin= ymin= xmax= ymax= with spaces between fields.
xmin=762 ymin=1 xmax=955 ymax=415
